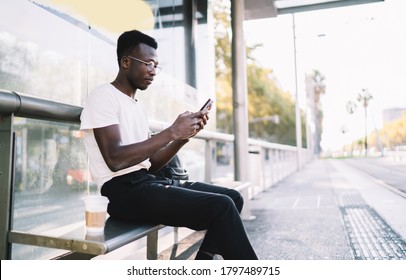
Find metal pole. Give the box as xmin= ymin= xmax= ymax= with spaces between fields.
xmin=0 ymin=115 xmax=14 ymax=259
xmin=231 ymin=0 xmax=249 ymax=182
xmin=183 ymin=0 xmax=197 ymax=88
xmin=204 ymin=139 xmax=212 ymax=183
xmin=292 ymin=14 xmax=302 ymax=170
xmin=364 ymin=106 xmax=368 ymax=156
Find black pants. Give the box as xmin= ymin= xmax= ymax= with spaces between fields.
xmin=101 ymin=169 xmax=258 ymax=260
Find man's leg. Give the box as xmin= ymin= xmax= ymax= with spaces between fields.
xmin=102 ymin=172 xmax=257 ymax=259
xmin=181 ymin=181 xmax=244 ymax=212
xmin=130 ymin=180 xmax=257 ymax=259
xmin=179 ymin=181 xmax=245 ymax=258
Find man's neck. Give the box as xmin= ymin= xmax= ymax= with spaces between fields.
xmin=111 ymin=79 xmax=136 ymax=100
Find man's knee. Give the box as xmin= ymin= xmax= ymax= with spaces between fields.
xmin=212 ymin=194 xmax=235 ymax=211
xmin=226 ymin=188 xmax=244 ymax=212
xmin=214 ymin=191 xmax=243 ymax=214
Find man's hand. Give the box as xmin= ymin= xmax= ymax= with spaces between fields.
xmin=170 ymin=110 xmax=209 ymax=139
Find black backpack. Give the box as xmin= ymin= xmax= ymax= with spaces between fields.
xmin=152 ymin=155 xmax=189 ymax=180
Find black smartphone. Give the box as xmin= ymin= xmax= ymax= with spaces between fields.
xmin=200 ymin=98 xmax=214 ymax=111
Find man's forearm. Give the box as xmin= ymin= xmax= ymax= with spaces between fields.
xmin=148 ymin=139 xmax=189 ymax=172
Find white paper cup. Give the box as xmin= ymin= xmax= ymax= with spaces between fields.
xmin=84 ymin=195 xmax=109 ymax=235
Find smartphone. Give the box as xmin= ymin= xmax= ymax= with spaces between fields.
xmin=200 ymin=98 xmax=214 ymax=111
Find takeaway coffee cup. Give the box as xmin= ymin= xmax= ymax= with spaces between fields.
xmin=84 ymin=195 xmax=109 ymax=235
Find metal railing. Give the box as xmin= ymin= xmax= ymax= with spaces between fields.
xmin=0 ymin=90 xmax=82 ymax=123
xmin=0 ymin=89 xmax=303 ymax=259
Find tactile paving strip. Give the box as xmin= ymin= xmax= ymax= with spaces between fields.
xmin=338 ymin=191 xmax=406 ymax=260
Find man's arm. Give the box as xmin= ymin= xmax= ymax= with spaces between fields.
xmin=148 ymin=110 xmax=209 ymax=172
xmin=147 ymin=139 xmax=189 ymax=172
xmin=94 ymin=111 xmax=207 ymax=172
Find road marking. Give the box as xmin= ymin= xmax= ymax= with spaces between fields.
xmin=292 ymin=197 xmax=300 ymax=208
xmin=14 ymin=205 xmax=63 ymax=218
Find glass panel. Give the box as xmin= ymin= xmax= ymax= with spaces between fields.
xmin=12 ymin=118 xmax=96 ymax=259
xmin=0 ymin=0 xmax=115 ymax=106
xmin=0 ymin=0 xmax=214 ymax=123
xmin=177 ymin=138 xmax=206 ymax=183
xmin=212 ymin=141 xmax=234 ymax=180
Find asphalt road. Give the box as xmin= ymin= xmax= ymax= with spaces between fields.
xmin=342 ymin=157 xmax=406 ymax=195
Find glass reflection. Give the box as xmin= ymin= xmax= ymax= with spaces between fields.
xmin=12 ymin=118 xmax=97 ymax=259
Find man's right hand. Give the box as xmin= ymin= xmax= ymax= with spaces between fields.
xmin=170 ymin=111 xmax=208 ymax=139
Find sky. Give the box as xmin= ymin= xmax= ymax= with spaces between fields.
xmin=244 ymin=0 xmax=406 ymax=151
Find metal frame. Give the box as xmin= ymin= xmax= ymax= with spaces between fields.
xmin=0 ymin=114 xmax=14 ymax=260
xmin=0 ymin=90 xmax=82 ymax=259
xmin=275 ymin=0 xmax=385 ymax=15
xmin=0 ymin=90 xmax=82 ymax=123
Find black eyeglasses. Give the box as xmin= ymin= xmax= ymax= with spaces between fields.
xmin=127 ymin=56 xmax=162 ymax=74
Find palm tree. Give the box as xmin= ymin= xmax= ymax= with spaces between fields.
xmin=346 ymin=100 xmax=357 ymax=115
xmin=357 ymin=88 xmax=373 ymax=156
xmin=345 ymin=100 xmax=357 ymax=156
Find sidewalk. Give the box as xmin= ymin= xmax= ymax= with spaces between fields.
xmin=159 ymin=159 xmax=406 ymax=260
xmin=243 ymin=159 xmax=352 ymax=260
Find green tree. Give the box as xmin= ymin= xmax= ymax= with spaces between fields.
xmin=212 ymin=0 xmax=305 ymax=146
xmin=377 ymin=112 xmax=406 ymax=149
xmin=212 ymin=0 xmax=233 ymax=134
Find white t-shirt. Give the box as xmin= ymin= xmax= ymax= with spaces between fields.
xmin=80 ymin=83 xmax=151 ymax=187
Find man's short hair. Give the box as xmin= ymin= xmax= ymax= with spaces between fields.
xmin=116 ymin=30 xmax=158 ymax=65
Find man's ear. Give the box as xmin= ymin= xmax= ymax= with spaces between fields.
xmin=120 ymin=56 xmax=130 ymax=69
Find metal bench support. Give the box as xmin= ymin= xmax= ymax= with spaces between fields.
xmin=0 ymin=114 xmax=14 ymax=260
xmin=146 ymin=231 xmax=159 ymax=260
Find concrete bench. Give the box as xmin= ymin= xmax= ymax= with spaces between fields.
xmin=8 ymin=218 xmax=165 ymax=259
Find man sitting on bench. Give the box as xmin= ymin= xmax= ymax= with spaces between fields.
xmin=80 ymin=30 xmax=258 ymax=260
